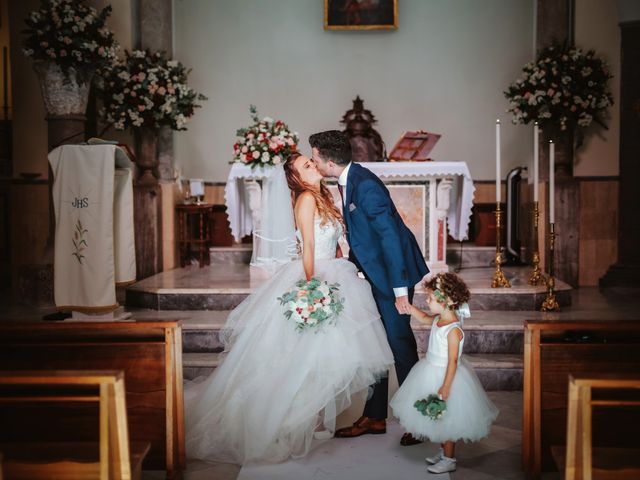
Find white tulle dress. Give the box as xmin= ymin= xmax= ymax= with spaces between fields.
xmin=185 ymin=217 xmax=394 ymax=464
xmin=390 ymin=318 xmax=499 ymax=443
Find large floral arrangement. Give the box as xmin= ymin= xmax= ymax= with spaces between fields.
xmin=99 ymin=50 xmax=207 ymax=131
xmin=22 ymin=0 xmax=118 ymax=83
xmin=278 ymin=278 xmax=344 ymax=332
xmin=505 ymin=43 xmax=613 ymax=140
xmin=233 ymin=105 xmax=299 ymax=168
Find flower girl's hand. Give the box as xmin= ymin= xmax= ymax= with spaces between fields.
xmin=437 ymin=384 xmax=450 ymax=401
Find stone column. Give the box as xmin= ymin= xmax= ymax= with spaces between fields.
xmin=139 ymin=0 xmax=174 ymax=182
xmin=536 ymin=0 xmax=580 ymax=286
xmin=131 ymin=0 xmax=173 ymax=279
xmin=600 ymin=20 xmax=640 ymax=287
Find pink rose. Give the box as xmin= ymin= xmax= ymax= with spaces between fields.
xmin=59 ymin=50 xmax=67 ymax=57
xmin=157 ymin=86 xmax=166 ymax=95
xmin=138 ymin=105 xmax=146 ymax=112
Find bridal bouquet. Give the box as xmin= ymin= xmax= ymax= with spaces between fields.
xmin=233 ymin=105 xmax=299 ymax=169
xmin=414 ymin=394 xmax=447 ymax=420
xmin=278 ymin=277 xmax=344 ymax=332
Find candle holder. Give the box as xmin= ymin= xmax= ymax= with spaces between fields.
xmin=528 ymin=201 xmax=544 ymax=286
xmin=491 ymin=203 xmax=511 ymax=288
xmin=541 ymin=222 xmax=560 ymax=311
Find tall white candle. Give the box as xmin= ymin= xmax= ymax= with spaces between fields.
xmin=496 ymin=119 xmax=501 ymax=203
xmin=533 ymin=123 xmax=539 ymax=202
xmin=549 ymin=140 xmax=555 ymax=224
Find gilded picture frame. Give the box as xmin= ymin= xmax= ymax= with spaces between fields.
xmin=324 ymin=0 xmax=398 ymax=31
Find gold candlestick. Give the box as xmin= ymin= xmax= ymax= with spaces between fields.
xmin=528 ymin=201 xmax=544 ymax=286
xmin=541 ymin=222 xmax=560 ymax=311
xmin=491 ymin=203 xmax=511 ymax=288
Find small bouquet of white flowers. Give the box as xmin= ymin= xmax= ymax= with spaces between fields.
xmin=232 ymin=105 xmax=299 ymax=169
xmin=278 ymin=277 xmax=344 ymax=332
xmin=414 ymin=394 xmax=447 ymax=421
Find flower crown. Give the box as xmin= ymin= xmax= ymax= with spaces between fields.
xmin=432 ymin=276 xmax=456 ymax=310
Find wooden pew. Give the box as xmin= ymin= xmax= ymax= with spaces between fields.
xmin=522 ymin=320 xmax=640 ymax=479
xmin=0 ymin=321 xmax=184 ymax=478
xmin=0 ymin=370 xmax=151 ymax=480
xmin=561 ymin=374 xmax=640 ymax=480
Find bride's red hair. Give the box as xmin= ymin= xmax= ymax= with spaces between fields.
xmin=284 ymin=152 xmax=343 ymax=228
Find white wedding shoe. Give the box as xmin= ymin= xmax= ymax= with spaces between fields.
xmin=313 ymin=429 xmax=333 ymax=440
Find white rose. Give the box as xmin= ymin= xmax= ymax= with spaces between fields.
xmin=273 ymin=155 xmax=281 ymax=164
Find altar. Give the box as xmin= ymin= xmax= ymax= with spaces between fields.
xmin=224 ymin=161 xmax=475 ymax=274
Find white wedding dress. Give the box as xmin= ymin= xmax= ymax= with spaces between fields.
xmin=185 ymin=217 xmax=394 ymax=465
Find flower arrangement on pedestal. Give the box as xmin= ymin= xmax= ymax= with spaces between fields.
xmin=233 ymin=105 xmax=299 ymax=169
xmin=99 ymin=49 xmax=207 ymax=132
xmin=99 ymin=49 xmax=207 ymax=183
xmin=22 ymin=0 xmax=119 ymax=115
xmin=504 ymin=43 xmax=614 ymax=147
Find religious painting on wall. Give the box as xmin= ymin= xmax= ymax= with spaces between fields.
xmin=324 ymin=0 xmax=398 ymax=30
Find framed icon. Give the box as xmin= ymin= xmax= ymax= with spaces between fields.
xmin=324 ymin=0 xmax=398 ymax=30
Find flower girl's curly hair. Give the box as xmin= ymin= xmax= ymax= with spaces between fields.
xmin=424 ymin=272 xmax=470 ymax=310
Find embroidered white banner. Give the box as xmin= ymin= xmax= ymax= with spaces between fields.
xmin=48 ymin=144 xmax=136 ymax=312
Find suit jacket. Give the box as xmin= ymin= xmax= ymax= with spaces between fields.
xmin=343 ymin=163 xmax=429 ymax=298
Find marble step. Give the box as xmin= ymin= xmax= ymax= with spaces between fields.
xmin=182 ymin=352 xmax=523 ymax=391
xmin=180 ymin=312 xmax=524 ymax=355
xmin=209 ymin=245 xmax=252 ymax=265
xmin=126 ymin=265 xmax=571 ymax=311
xmin=209 ymin=243 xmax=519 ymax=270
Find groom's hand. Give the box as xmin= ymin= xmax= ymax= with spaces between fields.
xmin=395 ymin=296 xmax=411 ymax=315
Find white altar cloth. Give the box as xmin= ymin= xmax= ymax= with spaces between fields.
xmin=225 ymin=161 xmax=475 ymax=242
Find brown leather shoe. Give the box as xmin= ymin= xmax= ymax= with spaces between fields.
xmin=400 ymin=432 xmax=423 ymax=446
xmin=334 ymin=416 xmax=386 ymax=438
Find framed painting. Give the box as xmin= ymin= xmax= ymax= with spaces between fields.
xmin=324 ymin=0 xmax=398 ymax=30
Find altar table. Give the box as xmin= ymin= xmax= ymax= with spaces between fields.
xmin=225 ymin=161 xmax=475 ymax=273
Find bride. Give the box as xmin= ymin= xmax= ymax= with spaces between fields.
xmin=185 ymin=152 xmax=394 ymax=464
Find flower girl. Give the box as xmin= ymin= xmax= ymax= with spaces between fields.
xmin=390 ymin=273 xmax=499 ymax=474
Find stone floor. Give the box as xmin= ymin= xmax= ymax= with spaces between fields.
xmin=141 ymin=391 xmax=563 ymax=480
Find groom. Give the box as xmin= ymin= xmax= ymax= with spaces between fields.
xmin=310 ymin=130 xmax=429 ymax=446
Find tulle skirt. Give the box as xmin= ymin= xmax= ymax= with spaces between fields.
xmin=185 ymin=258 xmax=394 ymax=465
xmin=389 ymin=357 xmax=499 ymax=444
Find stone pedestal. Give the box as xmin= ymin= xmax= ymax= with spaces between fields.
xmin=554 ymin=179 xmax=580 ymax=287
xmin=134 ymin=183 xmax=163 ymax=280
xmin=600 ymin=21 xmax=640 ymax=287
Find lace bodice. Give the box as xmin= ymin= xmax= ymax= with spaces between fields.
xmin=296 ymin=217 xmax=343 ymax=261
xmin=426 ymin=318 xmax=465 ymax=367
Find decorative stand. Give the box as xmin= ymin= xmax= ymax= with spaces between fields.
xmin=541 ymin=222 xmax=560 ymax=311
xmin=491 ymin=203 xmax=511 ymax=288
xmin=528 ymin=201 xmax=544 ymax=286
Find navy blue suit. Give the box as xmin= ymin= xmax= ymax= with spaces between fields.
xmin=342 ymin=163 xmax=429 ymax=420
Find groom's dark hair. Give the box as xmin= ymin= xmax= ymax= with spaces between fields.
xmin=309 ymin=130 xmax=352 ymax=165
